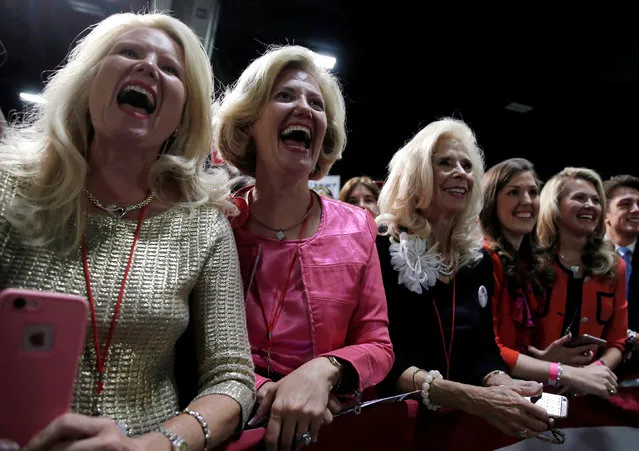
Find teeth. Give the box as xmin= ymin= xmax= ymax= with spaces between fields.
xmin=515 ymin=212 xmax=533 ymax=218
xmin=281 ymin=125 xmax=311 ymax=139
xmin=446 ymin=188 xmax=466 ymax=194
xmin=122 ymin=84 xmax=155 ymax=107
xmin=629 ymin=218 xmax=639 ymax=223
xmin=578 ymin=215 xmax=594 ymax=220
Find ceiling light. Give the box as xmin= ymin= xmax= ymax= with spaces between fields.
xmin=313 ymin=53 xmax=336 ymax=70
xmin=20 ymin=92 xmax=45 ymax=104
xmin=505 ymin=102 xmax=533 ymax=113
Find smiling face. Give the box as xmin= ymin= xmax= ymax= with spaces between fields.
xmin=428 ymin=138 xmax=475 ymax=219
xmin=558 ymin=177 xmax=602 ymax=238
xmin=251 ymin=68 xmax=328 ymax=179
xmin=606 ymin=186 xmax=639 ymax=241
xmin=88 ymin=27 xmax=186 ymax=149
xmin=347 ymin=183 xmax=380 ymax=217
xmin=496 ymin=170 xmax=540 ymax=242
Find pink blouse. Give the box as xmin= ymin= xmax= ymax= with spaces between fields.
xmin=241 ymin=231 xmax=315 ymax=377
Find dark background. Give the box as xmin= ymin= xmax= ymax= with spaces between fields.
xmin=1 ymin=0 xmax=637 ymax=182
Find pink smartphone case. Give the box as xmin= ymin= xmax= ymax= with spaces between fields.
xmin=0 ymin=288 xmax=88 ymax=446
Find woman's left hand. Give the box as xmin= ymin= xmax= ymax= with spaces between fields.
xmin=264 ymin=357 xmax=340 ymax=451
xmin=23 ymin=413 xmax=142 ymax=451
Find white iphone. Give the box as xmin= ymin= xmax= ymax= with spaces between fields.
xmin=527 ymin=392 xmax=568 ymax=418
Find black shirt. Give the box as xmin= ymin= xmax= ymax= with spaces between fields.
xmin=376 ymin=235 xmax=506 ymax=391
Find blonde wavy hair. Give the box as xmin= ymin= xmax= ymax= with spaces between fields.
xmin=537 ymin=167 xmax=617 ymax=277
xmin=213 ymin=45 xmax=346 ymax=180
xmin=377 ymin=118 xmax=485 ymax=268
xmin=0 ymin=12 xmax=234 ymax=252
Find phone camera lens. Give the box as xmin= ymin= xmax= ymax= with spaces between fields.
xmin=13 ymin=298 xmax=26 ymax=309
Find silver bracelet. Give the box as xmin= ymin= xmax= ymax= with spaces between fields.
xmin=181 ymin=408 xmax=212 ymax=451
xmin=556 ymin=362 xmax=563 ymax=386
xmin=420 ymin=369 xmax=443 ymax=411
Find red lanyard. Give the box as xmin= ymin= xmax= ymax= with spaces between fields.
xmin=432 ymin=277 xmax=456 ymax=379
xmin=81 ymin=204 xmax=148 ymax=404
xmin=253 ymin=191 xmax=314 ymax=374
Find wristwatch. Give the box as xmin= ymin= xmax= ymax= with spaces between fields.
xmin=159 ymin=426 xmax=190 ymax=451
xmin=326 ymin=355 xmax=343 ymax=390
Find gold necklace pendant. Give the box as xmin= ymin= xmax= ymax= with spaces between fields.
xmin=84 ymin=189 xmax=154 ymax=219
xmin=105 ymin=205 xmax=127 ymax=219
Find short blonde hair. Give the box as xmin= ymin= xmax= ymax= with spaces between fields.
xmin=213 ymin=45 xmax=346 ymax=180
xmin=377 ymin=118 xmax=485 ymax=268
xmin=0 ymin=12 xmax=233 ymax=252
xmin=338 ymin=176 xmax=380 ymax=203
xmin=538 ymin=167 xmax=617 ymax=276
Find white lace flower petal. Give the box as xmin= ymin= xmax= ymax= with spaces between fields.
xmin=389 ymin=233 xmax=442 ymax=294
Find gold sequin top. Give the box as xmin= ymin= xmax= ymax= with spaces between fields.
xmin=0 ymin=172 xmax=255 ymax=436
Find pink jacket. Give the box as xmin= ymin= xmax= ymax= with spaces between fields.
xmin=232 ymin=192 xmax=394 ymax=392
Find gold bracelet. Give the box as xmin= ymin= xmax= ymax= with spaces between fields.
xmin=326 ymin=356 xmax=343 ymax=390
xmin=412 ymin=368 xmax=427 ymax=390
xmin=483 ymin=369 xmax=506 ymax=385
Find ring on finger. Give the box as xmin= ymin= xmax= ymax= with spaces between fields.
xmin=294 ymin=431 xmax=313 ymax=447
xmin=518 ymin=427 xmax=528 ymax=439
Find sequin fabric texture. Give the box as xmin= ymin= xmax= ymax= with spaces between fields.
xmin=0 ymin=172 xmax=255 ymax=436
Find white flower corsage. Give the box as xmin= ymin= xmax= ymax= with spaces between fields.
xmin=389 ymin=232 xmax=442 ymax=294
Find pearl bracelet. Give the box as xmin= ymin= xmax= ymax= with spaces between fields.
xmin=178 ymin=408 xmax=211 ymax=451
xmin=420 ymin=369 xmax=443 ymax=411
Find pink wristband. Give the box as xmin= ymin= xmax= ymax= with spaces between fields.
xmin=548 ymin=362 xmax=559 ymax=386
xmin=595 ymin=359 xmax=604 ymax=366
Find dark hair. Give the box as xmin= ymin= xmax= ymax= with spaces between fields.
xmin=603 ymin=174 xmax=639 ymax=207
xmin=480 ymin=158 xmax=553 ymax=296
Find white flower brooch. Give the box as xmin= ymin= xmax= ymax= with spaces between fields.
xmin=389 ymin=232 xmax=443 ymax=294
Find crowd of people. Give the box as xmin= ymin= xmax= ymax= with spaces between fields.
xmin=0 ymin=10 xmax=636 ymax=451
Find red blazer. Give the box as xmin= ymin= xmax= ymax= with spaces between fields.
xmin=488 ymin=249 xmax=541 ymax=370
xmin=533 ymin=260 xmax=628 ymax=354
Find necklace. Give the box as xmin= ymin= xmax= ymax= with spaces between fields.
xmin=81 ymin=204 xmax=148 ymax=416
xmin=432 ymin=277 xmax=456 ymax=379
xmin=559 ymin=253 xmax=582 ymax=275
xmin=255 ymin=192 xmax=314 ymax=375
xmin=438 ymin=253 xmax=456 ymax=277
xmin=85 ymin=189 xmax=154 ymax=219
xmin=249 ymin=188 xmax=314 ymax=240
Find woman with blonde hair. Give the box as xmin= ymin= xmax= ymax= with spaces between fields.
xmin=481 ymin=159 xmax=617 ymax=398
xmin=376 ymin=118 xmax=555 ymax=442
xmin=339 ymin=176 xmax=380 ymax=217
xmin=214 ymin=45 xmax=393 ymax=450
xmin=0 ymin=12 xmax=254 ymax=450
xmin=532 ymin=168 xmax=627 ymax=393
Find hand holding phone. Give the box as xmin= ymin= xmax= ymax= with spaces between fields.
xmin=0 ymin=288 xmax=88 ymax=446
xmin=564 ymin=334 xmax=607 ymax=348
xmin=526 ymin=392 xmax=569 ymax=418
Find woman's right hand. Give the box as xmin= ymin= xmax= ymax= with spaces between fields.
xmin=469 ymin=383 xmax=550 ymax=439
xmin=528 ymin=333 xmax=597 ymax=366
xmin=562 ymin=364 xmax=618 ymax=398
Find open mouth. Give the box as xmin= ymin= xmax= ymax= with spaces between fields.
xmin=117 ymin=83 xmax=157 ymax=117
xmin=514 ymin=211 xmax=534 ymax=220
xmin=628 ymin=217 xmax=639 ymax=224
xmin=444 ymin=187 xmax=467 ymax=198
xmin=279 ymin=125 xmax=312 ymax=150
xmin=577 ymin=213 xmax=595 ymax=221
